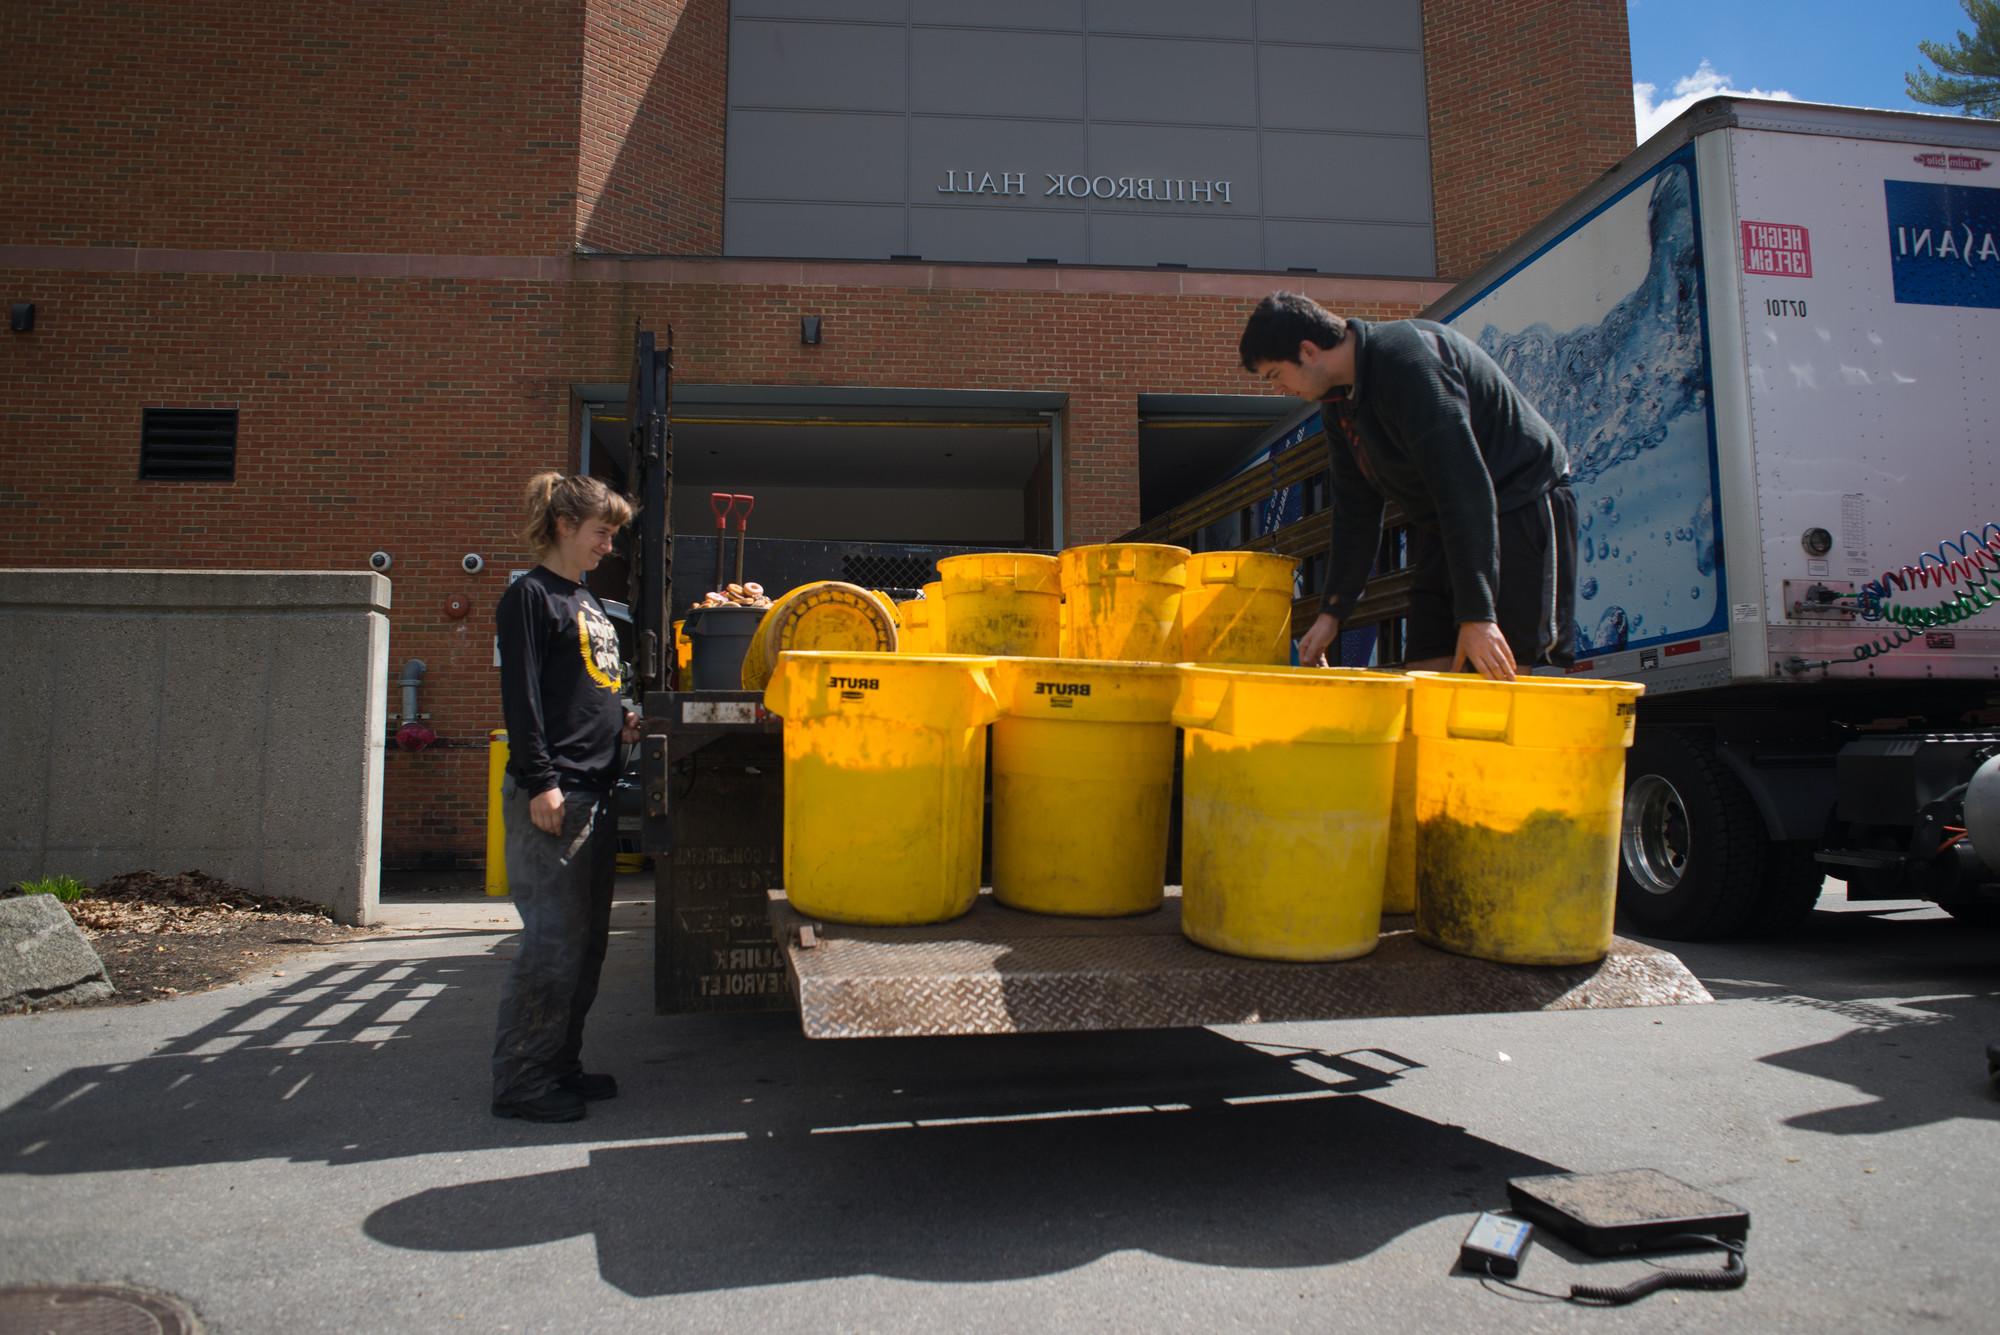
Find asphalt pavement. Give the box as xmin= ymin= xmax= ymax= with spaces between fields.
xmin=3 ymin=879 xmax=1996 ymax=1333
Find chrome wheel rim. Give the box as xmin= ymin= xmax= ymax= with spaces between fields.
xmin=1623 ymin=774 xmax=1689 ymax=896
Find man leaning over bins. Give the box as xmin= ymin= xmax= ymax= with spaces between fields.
xmin=1238 ymin=291 xmax=1579 ymax=681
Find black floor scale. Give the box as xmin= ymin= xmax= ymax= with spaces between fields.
xmin=1506 ymin=1169 xmax=1751 ymax=1256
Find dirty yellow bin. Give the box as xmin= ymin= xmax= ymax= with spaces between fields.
xmin=1059 ymin=543 xmax=1189 ymax=662
xmin=1174 ymin=666 xmax=1410 ymax=960
xmin=1382 ymin=716 xmax=1418 ymax=914
xmin=923 ymin=579 xmax=949 ymax=650
xmin=1408 ymin=672 xmax=1645 ymax=965
xmin=896 ymin=597 xmax=935 ymax=654
xmin=989 ymin=659 xmax=1181 ymax=916
xmin=937 ymin=552 xmax=1061 ymax=657
xmin=740 ymin=581 xmax=898 ymax=691
xmin=764 ymin=651 xmax=1002 ymax=925
xmin=1180 ymin=551 xmax=1300 ymax=665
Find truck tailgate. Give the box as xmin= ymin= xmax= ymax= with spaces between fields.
xmin=768 ymin=890 xmax=1710 ymax=1038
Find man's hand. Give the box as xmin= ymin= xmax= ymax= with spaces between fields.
xmin=1297 ymin=612 xmax=1341 ymax=668
xmin=621 ymin=709 xmax=643 ymax=744
xmin=530 ymin=786 xmax=566 ymax=835
xmin=1454 ymin=620 xmax=1518 ymax=680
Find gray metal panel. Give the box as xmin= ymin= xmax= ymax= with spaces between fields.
xmin=910 ymin=27 xmax=1085 ymax=117
xmin=910 ymin=116 xmax=1088 ymax=206
xmin=727 ymin=201 xmax=907 ymax=259
xmin=730 ymin=19 xmax=907 ymax=112
xmin=735 ymin=0 xmax=908 ymax=22
xmin=1266 ymin=218 xmax=1434 ymax=276
xmin=1258 ymin=0 xmax=1423 ymax=48
xmin=1090 ymin=123 xmax=1261 ymax=212
xmin=912 ymin=0 xmax=1082 ymax=29
xmin=1259 ymin=45 xmax=1426 ymax=134
xmin=1087 ymin=35 xmax=1258 ymax=125
xmin=729 ymin=111 xmax=907 ymax=203
xmin=1261 ymin=130 xmax=1430 ymax=222
xmin=1090 ymin=0 xmax=1254 ymax=40
xmin=1091 ymin=211 xmax=1265 ymax=270
xmin=911 ymin=206 xmax=1088 ymax=264
xmin=771 ymin=897 xmax=1712 ymax=1038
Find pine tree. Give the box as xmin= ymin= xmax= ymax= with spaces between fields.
xmin=1907 ymin=0 xmax=2000 ymax=118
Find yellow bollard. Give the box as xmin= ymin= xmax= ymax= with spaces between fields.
xmin=485 ymin=729 xmax=510 ymax=897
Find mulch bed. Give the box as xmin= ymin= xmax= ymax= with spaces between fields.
xmin=6 ymin=870 xmax=377 ymax=1008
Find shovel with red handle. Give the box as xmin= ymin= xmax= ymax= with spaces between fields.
xmin=709 ymin=491 xmax=733 ymax=593
xmin=732 ymin=493 xmax=756 ymax=584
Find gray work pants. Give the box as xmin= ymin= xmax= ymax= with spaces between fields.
xmin=491 ymin=781 xmax=616 ymax=1105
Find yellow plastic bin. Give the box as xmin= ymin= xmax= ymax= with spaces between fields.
xmin=896 ymin=597 xmax=935 ymax=654
xmin=1180 ymin=551 xmax=1300 ymax=665
xmin=922 ymin=580 xmax=949 ymax=651
xmin=1174 ymin=665 xmax=1410 ymax=960
xmin=1408 ymin=672 xmax=1645 ymax=965
xmin=989 ymin=659 xmax=1181 ymax=916
xmin=672 ymin=618 xmax=692 ymax=686
xmin=764 ymin=650 xmax=1002 ymax=925
xmin=739 ymin=581 xmax=898 ymax=691
xmin=1059 ymin=543 xmax=1189 ymax=662
xmin=937 ymin=552 xmax=1061 ymax=657
xmin=1382 ymin=715 xmax=1418 ymax=914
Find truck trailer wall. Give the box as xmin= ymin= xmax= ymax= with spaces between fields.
xmin=1726 ymin=126 xmax=2000 ymax=679
xmin=0 ymin=570 xmax=389 ymax=925
xmin=1437 ymin=145 xmax=1732 ymax=689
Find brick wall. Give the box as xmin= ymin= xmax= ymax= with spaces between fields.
xmin=577 ymin=0 xmax=726 ymax=254
xmin=0 ymin=258 xmax=1430 ymax=863
xmin=0 ymin=1 xmax=584 ymax=254
xmin=1423 ymin=0 xmax=1636 ymax=282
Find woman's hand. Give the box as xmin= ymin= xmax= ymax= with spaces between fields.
xmin=530 ymin=786 xmax=566 ymax=835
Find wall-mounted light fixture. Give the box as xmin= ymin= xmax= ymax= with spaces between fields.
xmin=9 ymin=303 xmax=33 ymax=333
xmin=801 ymin=315 xmax=822 ymax=345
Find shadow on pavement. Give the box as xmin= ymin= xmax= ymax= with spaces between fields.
xmin=1 ymin=924 xmax=1563 ymax=1294
xmin=1637 ymin=896 xmax=2000 ymax=1135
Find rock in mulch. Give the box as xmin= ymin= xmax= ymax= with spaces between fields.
xmin=0 ymin=895 xmax=115 ymax=1011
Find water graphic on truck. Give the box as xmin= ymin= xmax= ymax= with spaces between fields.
xmin=1443 ymin=149 xmax=1728 ymax=659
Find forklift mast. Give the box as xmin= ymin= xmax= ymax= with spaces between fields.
xmin=624 ymin=323 xmax=674 ymax=698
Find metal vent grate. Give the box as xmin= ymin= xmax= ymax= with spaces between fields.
xmin=140 ymin=407 xmax=237 ymax=481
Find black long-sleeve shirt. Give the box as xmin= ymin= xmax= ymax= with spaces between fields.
xmin=1320 ymin=318 xmax=1568 ymax=625
xmin=496 ymin=566 xmax=626 ymax=796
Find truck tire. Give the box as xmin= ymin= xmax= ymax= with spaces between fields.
xmin=1618 ymin=727 xmax=1765 ymax=940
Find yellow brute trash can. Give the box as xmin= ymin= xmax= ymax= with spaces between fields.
xmin=989 ymin=658 xmax=1181 ymax=916
xmin=896 ymin=596 xmax=934 ymax=654
xmin=739 ymin=580 xmax=898 ymax=691
xmin=1059 ymin=543 xmax=1188 ymax=662
xmin=764 ymin=650 xmax=1002 ymax=925
xmin=937 ymin=552 xmax=1061 ymax=657
xmin=485 ymin=729 xmax=509 ymax=897
xmin=1174 ymin=666 xmax=1410 ymax=960
xmin=1408 ymin=672 xmax=1645 ymax=965
xmin=1382 ymin=715 xmax=1418 ymax=914
xmin=1180 ymin=551 xmax=1300 ymax=665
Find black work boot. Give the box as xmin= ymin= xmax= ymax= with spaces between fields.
xmin=557 ymin=1071 xmax=619 ymax=1101
xmin=491 ymin=1086 xmax=587 ymax=1123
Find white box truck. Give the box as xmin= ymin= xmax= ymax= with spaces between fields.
xmin=1426 ymin=96 xmax=2000 ymax=939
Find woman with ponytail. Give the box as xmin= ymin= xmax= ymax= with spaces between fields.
xmin=490 ymin=471 xmax=639 ymax=1123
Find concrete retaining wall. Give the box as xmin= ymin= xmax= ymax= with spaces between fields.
xmin=0 ymin=570 xmax=390 ymax=925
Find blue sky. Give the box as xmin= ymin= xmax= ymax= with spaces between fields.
xmin=1628 ymin=0 xmax=1984 ymax=138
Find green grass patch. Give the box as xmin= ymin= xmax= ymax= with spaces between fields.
xmin=17 ymin=874 xmax=91 ymax=903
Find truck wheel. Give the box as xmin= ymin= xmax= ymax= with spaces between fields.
xmin=1618 ymin=728 xmax=1765 ymax=940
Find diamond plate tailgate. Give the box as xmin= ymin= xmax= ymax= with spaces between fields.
xmin=769 ymin=891 xmax=1711 ymax=1038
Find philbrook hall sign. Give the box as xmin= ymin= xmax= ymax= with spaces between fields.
xmin=936 ymin=170 xmax=1235 ymax=204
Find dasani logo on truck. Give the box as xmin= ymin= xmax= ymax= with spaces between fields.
xmin=1884 ymin=179 xmax=2000 ymax=310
